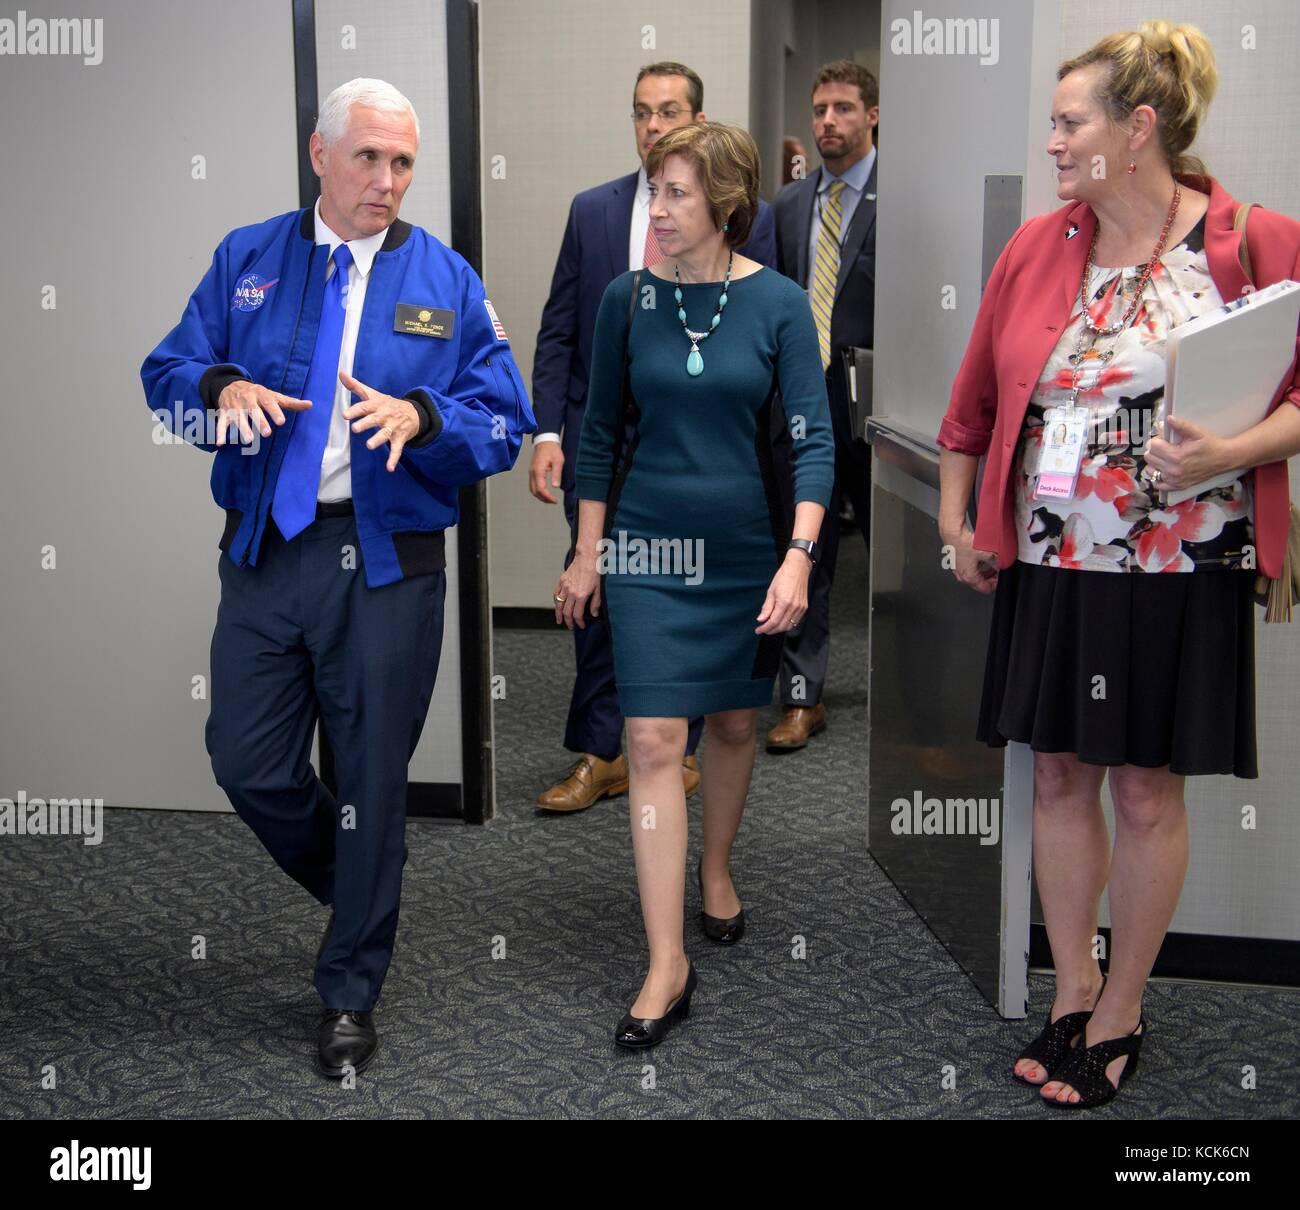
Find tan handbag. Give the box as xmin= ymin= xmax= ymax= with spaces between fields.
xmin=1235 ymin=202 xmax=1300 ymax=622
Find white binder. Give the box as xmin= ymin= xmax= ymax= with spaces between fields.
xmin=1161 ymin=278 xmax=1300 ymax=505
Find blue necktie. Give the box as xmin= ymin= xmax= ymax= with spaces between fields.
xmin=272 ymin=242 xmax=354 ymax=541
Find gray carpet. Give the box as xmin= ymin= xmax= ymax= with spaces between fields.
xmin=2 ymin=535 xmax=1297 ymax=1118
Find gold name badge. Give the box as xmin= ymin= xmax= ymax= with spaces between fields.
xmin=394 ymin=303 xmax=455 ymax=339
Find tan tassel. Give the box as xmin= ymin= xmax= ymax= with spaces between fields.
xmin=1262 ymin=503 xmax=1300 ymax=623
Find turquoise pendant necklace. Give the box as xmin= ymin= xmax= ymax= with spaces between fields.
xmin=674 ymin=251 xmax=733 ymax=377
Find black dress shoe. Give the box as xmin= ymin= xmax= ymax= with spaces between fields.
xmin=317 ymin=1009 xmax=378 ymax=1078
xmin=315 ymin=907 xmax=335 ymax=966
xmin=696 ymin=859 xmax=745 ymax=944
xmin=614 ymin=963 xmax=697 ymax=1049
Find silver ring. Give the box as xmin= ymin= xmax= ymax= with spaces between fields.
xmin=1150 ymin=468 xmax=1163 ymax=484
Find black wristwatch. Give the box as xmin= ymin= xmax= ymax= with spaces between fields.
xmin=788 ymin=539 xmax=817 ymax=565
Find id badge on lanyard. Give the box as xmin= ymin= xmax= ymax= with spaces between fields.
xmin=1034 ymin=405 xmax=1089 ymax=500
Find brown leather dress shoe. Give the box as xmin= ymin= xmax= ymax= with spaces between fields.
xmin=682 ymin=754 xmax=702 ymax=799
xmin=536 ymin=753 xmax=630 ymax=812
xmin=765 ymin=703 xmax=827 ymax=751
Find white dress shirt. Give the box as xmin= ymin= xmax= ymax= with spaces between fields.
xmin=627 ymin=163 xmax=653 ymax=274
xmin=313 ymin=198 xmax=390 ymax=501
xmin=535 ymin=166 xmax=650 ymax=448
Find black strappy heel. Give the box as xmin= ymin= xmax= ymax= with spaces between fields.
xmin=1042 ymin=1015 xmax=1146 ymax=1109
xmin=1014 ymin=1009 xmax=1092 ymax=1085
xmin=1013 ymin=975 xmax=1105 ymax=1085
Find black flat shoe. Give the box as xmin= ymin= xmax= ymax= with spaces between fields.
xmin=317 ymin=1009 xmax=378 ymax=1078
xmin=614 ymin=963 xmax=697 ymax=1049
xmin=1013 ymin=975 xmax=1105 ymax=1085
xmin=696 ymin=859 xmax=744 ymax=945
xmin=1042 ymin=1015 xmax=1146 ymax=1109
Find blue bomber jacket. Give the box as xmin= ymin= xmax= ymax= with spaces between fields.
xmin=142 ymin=206 xmax=536 ymax=587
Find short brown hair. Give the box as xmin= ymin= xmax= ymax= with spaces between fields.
xmin=645 ymin=122 xmax=760 ymax=248
xmin=1058 ymin=20 xmax=1217 ymax=178
xmin=634 ymin=61 xmax=703 ymax=116
xmin=811 ymin=59 xmax=879 ymax=110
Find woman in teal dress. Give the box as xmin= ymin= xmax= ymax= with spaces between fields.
xmin=553 ymin=122 xmax=835 ymax=1047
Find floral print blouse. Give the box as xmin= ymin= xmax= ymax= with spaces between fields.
xmin=1014 ymin=214 xmax=1254 ymax=572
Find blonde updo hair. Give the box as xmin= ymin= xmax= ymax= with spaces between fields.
xmin=1058 ymin=20 xmax=1217 ymax=178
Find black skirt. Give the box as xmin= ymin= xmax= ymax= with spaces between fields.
xmin=977 ymin=560 xmax=1259 ymax=778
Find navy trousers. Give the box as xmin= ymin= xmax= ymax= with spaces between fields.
xmin=205 ymin=511 xmax=445 ymax=1012
xmin=562 ymin=490 xmax=703 ymax=759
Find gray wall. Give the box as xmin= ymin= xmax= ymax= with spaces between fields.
xmin=749 ymin=0 xmax=793 ymax=199
xmin=875 ymin=0 xmax=1039 ymax=448
xmin=482 ymin=0 xmax=753 ymax=608
xmin=776 ymin=0 xmax=882 ymax=185
xmin=1 ymin=0 xmax=298 ymax=813
xmin=0 ymin=0 xmax=461 ymax=813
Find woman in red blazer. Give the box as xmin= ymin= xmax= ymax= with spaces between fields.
xmin=938 ymin=21 xmax=1300 ymax=1110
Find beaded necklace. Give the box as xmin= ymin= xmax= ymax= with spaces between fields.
xmin=1063 ymin=185 xmax=1181 ymax=408
xmin=674 ymin=251 xmax=733 ymax=377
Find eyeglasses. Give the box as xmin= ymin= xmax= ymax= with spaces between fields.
xmin=632 ymin=107 xmax=688 ymax=124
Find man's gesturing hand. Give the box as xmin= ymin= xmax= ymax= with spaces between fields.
xmin=216 ymin=380 xmax=312 ymax=445
xmin=339 ymin=370 xmax=422 ymax=472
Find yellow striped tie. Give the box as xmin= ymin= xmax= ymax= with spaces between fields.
xmin=810 ymin=179 xmax=846 ymax=371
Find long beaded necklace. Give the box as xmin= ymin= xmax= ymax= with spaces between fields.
xmin=674 ymin=251 xmax=733 ymax=377
xmin=1063 ymin=184 xmax=1181 ymax=409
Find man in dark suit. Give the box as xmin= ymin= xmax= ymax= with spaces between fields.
xmin=529 ymin=61 xmax=776 ymax=811
xmin=767 ymin=60 xmax=878 ymax=752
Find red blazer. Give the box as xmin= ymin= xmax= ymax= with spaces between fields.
xmin=937 ymin=174 xmax=1300 ymax=579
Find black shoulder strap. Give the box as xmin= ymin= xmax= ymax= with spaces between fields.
xmin=613 ymin=271 xmax=641 ymax=473
xmin=599 ymin=272 xmax=642 ymax=548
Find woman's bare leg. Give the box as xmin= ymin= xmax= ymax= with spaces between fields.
xmin=698 ymin=707 xmax=759 ymax=916
xmin=1015 ymin=750 xmax=1109 ymax=1083
xmin=624 ymin=716 xmax=691 ymax=1017
xmin=1043 ymin=763 xmax=1185 ymax=1103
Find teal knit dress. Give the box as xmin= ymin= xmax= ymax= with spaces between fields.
xmin=574 ymin=266 xmax=835 ymax=717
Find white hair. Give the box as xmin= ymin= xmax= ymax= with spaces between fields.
xmin=316 ymin=77 xmax=420 ymax=146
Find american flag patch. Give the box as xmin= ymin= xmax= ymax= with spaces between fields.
xmin=484 ymin=299 xmax=508 ymax=341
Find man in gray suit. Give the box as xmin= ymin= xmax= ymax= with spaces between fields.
xmin=768 ymin=60 xmax=878 ymax=751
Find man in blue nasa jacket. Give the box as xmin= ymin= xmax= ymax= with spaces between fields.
xmin=528 ymin=62 xmax=775 ymax=813
xmin=142 ymin=78 xmax=535 ymax=1078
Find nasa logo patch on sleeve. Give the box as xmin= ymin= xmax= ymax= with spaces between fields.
xmin=484 ymin=299 xmax=508 ymax=341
